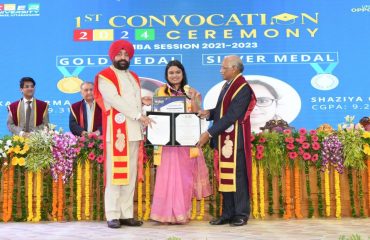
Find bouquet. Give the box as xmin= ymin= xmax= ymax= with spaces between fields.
xmin=76 ymin=132 xmax=104 ymax=164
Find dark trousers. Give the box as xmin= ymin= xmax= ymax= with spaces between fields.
xmin=221 ymin=148 xmax=250 ymax=219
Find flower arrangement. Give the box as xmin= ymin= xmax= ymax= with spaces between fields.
xmin=0 ymin=135 xmax=29 ymax=167
xmin=50 ymin=130 xmax=78 ymax=221
xmin=0 ymin=136 xmax=13 ymax=164
xmin=321 ymin=135 xmax=344 ymax=174
xmin=51 ymin=131 xmax=78 ymax=182
xmin=0 ymin=135 xmax=29 ymax=222
xmin=338 ymin=116 xmax=366 ymax=170
xmin=25 ymin=128 xmax=54 ymax=222
xmin=25 ymin=128 xmax=54 ymax=172
xmin=75 ymin=132 xmax=104 ymax=164
xmin=74 ymin=132 xmax=103 ymax=220
xmin=283 ymin=128 xmax=304 ymax=219
xmin=321 ymin=134 xmax=344 ymax=217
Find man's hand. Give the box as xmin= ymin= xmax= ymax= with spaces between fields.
xmin=23 ymin=132 xmax=31 ymax=138
xmin=197 ymin=110 xmax=210 ymax=119
xmin=139 ymin=115 xmax=155 ymax=127
xmin=142 ymin=96 xmax=152 ymax=106
xmin=81 ymin=131 xmax=88 ymax=136
xmin=197 ymin=132 xmax=210 ymax=148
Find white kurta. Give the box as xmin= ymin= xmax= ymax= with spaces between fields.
xmin=98 ymin=66 xmax=143 ymax=220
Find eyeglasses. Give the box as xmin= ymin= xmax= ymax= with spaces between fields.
xmin=23 ymin=85 xmax=34 ymax=89
xmin=220 ymin=66 xmax=233 ymax=70
xmin=256 ymin=97 xmax=276 ymax=107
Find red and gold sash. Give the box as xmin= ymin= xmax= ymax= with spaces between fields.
xmin=70 ymin=100 xmax=102 ymax=132
xmin=94 ymin=67 xmax=140 ymax=185
xmin=218 ymin=75 xmax=256 ymax=192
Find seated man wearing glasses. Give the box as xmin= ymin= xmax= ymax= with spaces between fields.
xmin=7 ymin=77 xmax=49 ymax=137
xmin=249 ymin=79 xmax=280 ymax=133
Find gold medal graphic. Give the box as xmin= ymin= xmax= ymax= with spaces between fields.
xmin=57 ymin=76 xmax=83 ymax=94
xmin=56 ymin=66 xmax=85 ymax=94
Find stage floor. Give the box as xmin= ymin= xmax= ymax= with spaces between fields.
xmin=1 ymin=219 xmax=369 ymax=240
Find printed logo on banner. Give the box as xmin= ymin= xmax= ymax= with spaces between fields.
xmin=4 ymin=4 xmax=15 ymax=10
xmin=351 ymin=5 xmax=370 ymax=13
xmin=135 ymin=29 xmax=155 ymax=41
xmin=28 ymin=3 xmax=40 ymax=11
xmin=17 ymin=5 xmax=26 ymax=11
xmin=0 ymin=2 xmax=40 ymax=17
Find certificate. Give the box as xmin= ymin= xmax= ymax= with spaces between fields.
xmin=175 ymin=114 xmax=200 ymax=146
xmin=147 ymin=114 xmax=171 ymax=145
xmin=146 ymin=112 xmax=201 ymax=146
xmin=152 ymin=96 xmax=186 ymax=113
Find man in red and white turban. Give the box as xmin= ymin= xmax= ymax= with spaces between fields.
xmin=94 ymin=40 xmax=152 ymax=228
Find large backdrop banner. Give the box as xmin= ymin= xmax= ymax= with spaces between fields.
xmin=1 ymin=0 xmax=369 ymax=135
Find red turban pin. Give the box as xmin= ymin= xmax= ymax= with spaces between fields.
xmin=108 ymin=40 xmax=135 ymax=61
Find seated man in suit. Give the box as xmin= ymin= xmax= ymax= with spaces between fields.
xmin=69 ymin=81 xmax=102 ymax=136
xmin=7 ymin=77 xmax=49 ymax=137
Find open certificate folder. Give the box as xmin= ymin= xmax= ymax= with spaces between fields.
xmin=146 ymin=112 xmax=201 ymax=146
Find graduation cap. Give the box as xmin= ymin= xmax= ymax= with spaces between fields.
xmin=271 ymin=13 xmax=298 ymax=25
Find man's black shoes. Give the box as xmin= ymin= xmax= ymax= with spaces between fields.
xmin=107 ymin=219 xmax=121 ymax=228
xmin=230 ymin=217 xmax=248 ymax=226
xmin=119 ymin=218 xmax=143 ymax=226
xmin=209 ymin=217 xmax=230 ymax=225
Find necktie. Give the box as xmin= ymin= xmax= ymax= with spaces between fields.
xmin=217 ymin=82 xmax=231 ymax=105
xmin=25 ymin=101 xmax=32 ymax=132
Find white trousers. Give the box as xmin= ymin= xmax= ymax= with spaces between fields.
xmin=104 ymin=141 xmax=139 ymax=220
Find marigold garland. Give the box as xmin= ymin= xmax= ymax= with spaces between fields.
xmin=27 ymin=172 xmax=34 ymax=221
xmin=258 ymin=164 xmax=265 ymax=219
xmin=324 ymin=168 xmax=330 ymax=217
xmin=196 ymin=198 xmax=205 ymax=220
xmin=2 ymin=166 xmax=9 ymax=222
xmin=283 ymin=164 xmax=292 ymax=219
xmin=76 ymin=162 xmax=82 ymax=220
xmin=137 ymin=181 xmax=143 ymax=220
xmin=143 ymin=164 xmax=151 ymax=220
xmin=84 ymin=160 xmax=90 ymax=220
xmin=33 ymin=170 xmax=42 ymax=222
xmin=294 ymin=160 xmax=303 ymax=219
xmin=52 ymin=178 xmax=58 ymax=221
xmin=252 ymin=159 xmax=259 ymax=219
xmin=191 ymin=197 xmax=197 ymax=220
xmin=334 ymin=171 xmax=341 ymax=218
xmin=57 ymin=173 xmax=64 ymax=221
xmin=3 ymin=165 xmax=14 ymax=222
xmin=5 ymin=165 xmax=15 ymax=222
